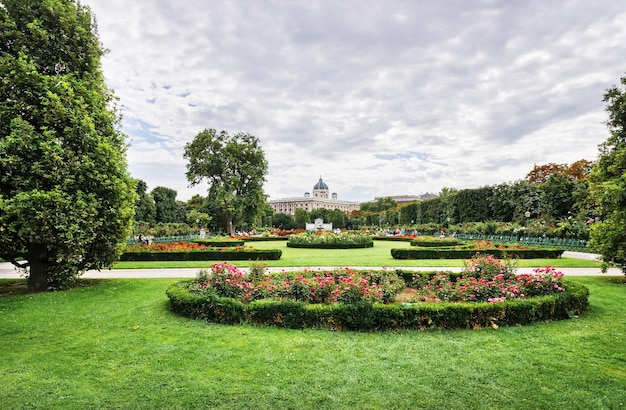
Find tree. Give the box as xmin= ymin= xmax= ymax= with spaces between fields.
xmin=588 ymin=75 xmax=626 ymax=271
xmin=327 ymin=209 xmax=346 ymax=229
xmin=294 ymin=208 xmax=310 ymax=228
xmin=0 ymin=0 xmax=136 ymax=291
xmin=540 ymin=173 xmax=575 ymax=220
xmin=186 ymin=209 xmax=212 ymax=230
xmin=184 ymin=129 xmax=268 ymax=235
xmin=151 ymin=186 xmax=181 ymax=223
xmin=133 ymin=179 xmax=156 ymax=224
xmin=272 ymin=213 xmax=296 ymax=230
xmin=186 ymin=194 xmax=205 ymax=210
xmin=526 ymin=163 xmax=568 ymax=183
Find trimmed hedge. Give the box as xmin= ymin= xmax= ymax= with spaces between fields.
xmin=391 ymin=248 xmax=564 ymax=259
xmin=120 ymin=249 xmax=282 ymax=261
xmin=286 ymin=242 xmax=374 ymax=249
xmin=372 ymin=236 xmax=414 ymax=242
xmin=191 ymin=239 xmax=245 ymax=246
xmin=166 ymin=280 xmax=588 ymax=331
xmin=410 ymin=237 xmax=465 ymax=247
xmin=240 ymin=236 xmax=289 ymax=242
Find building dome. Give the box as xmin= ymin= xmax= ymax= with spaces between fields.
xmin=313 ymin=177 xmax=328 ymax=190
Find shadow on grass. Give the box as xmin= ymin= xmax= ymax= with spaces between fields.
xmin=0 ymin=278 xmax=110 ymax=296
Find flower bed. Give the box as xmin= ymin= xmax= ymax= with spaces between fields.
xmin=392 ymin=246 xmax=564 ymax=259
xmin=287 ymin=232 xmax=373 ymax=249
xmin=166 ymin=256 xmax=588 ymax=331
xmin=192 ymin=239 xmax=245 ymax=247
xmin=410 ymin=236 xmax=465 ymax=247
xmin=121 ymin=241 xmax=282 ymax=261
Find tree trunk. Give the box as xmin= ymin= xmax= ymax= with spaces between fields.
xmin=27 ymin=244 xmax=49 ymax=292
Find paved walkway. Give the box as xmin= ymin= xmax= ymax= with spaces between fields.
xmin=0 ymin=251 xmax=622 ymax=279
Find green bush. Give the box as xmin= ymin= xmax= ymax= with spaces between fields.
xmin=287 ymin=232 xmax=374 ymax=249
xmin=372 ymin=236 xmax=414 ymax=242
xmin=120 ymin=249 xmax=282 ymax=261
xmin=410 ymin=236 xmax=465 ymax=247
xmin=191 ymin=239 xmax=245 ymax=247
xmin=391 ymin=248 xmax=564 ymax=259
xmin=166 ymin=279 xmax=588 ymax=331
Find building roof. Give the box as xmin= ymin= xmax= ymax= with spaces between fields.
xmin=313 ymin=176 xmax=328 ymax=190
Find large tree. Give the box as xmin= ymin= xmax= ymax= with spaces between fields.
xmin=133 ymin=179 xmax=156 ymax=224
xmin=589 ymin=75 xmax=626 ymax=271
xmin=151 ymin=186 xmax=181 ymax=224
xmin=184 ymin=129 xmax=268 ymax=234
xmin=0 ymin=0 xmax=136 ymax=291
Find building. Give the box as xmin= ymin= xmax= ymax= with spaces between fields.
xmin=268 ymin=177 xmax=361 ymax=215
xmin=370 ymin=193 xmax=438 ymax=206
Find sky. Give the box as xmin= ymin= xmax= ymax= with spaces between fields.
xmin=81 ymin=0 xmax=626 ymax=203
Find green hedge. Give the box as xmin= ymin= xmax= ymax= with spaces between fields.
xmin=166 ymin=280 xmax=588 ymax=331
xmin=372 ymin=236 xmax=414 ymax=242
xmin=191 ymin=239 xmax=245 ymax=246
xmin=410 ymin=237 xmax=465 ymax=247
xmin=391 ymin=248 xmax=564 ymax=259
xmin=241 ymin=236 xmax=289 ymax=242
xmin=120 ymin=249 xmax=282 ymax=261
xmin=286 ymin=242 xmax=374 ymax=249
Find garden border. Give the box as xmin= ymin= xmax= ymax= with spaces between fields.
xmin=166 ymin=279 xmax=589 ymax=331
xmin=391 ymin=248 xmax=565 ymax=259
xmin=120 ymin=249 xmax=282 ymax=261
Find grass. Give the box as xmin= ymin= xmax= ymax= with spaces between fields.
xmin=0 ymin=276 xmax=625 ymax=409
xmin=113 ymin=239 xmax=602 ymax=269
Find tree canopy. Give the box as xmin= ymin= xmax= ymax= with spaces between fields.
xmin=184 ymin=129 xmax=268 ymax=234
xmin=0 ymin=0 xmax=136 ymax=291
xmin=589 ymin=75 xmax=626 ymax=271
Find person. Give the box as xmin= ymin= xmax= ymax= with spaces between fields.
xmin=138 ymin=234 xmax=149 ymax=245
xmin=199 ymin=228 xmax=206 ymax=239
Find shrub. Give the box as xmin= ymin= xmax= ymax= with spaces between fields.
xmin=287 ymin=232 xmax=373 ymax=249
xmin=391 ymin=248 xmax=564 ymax=259
xmin=166 ymin=258 xmax=589 ymax=331
xmin=410 ymin=236 xmax=465 ymax=247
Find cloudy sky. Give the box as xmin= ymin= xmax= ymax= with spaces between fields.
xmin=82 ymin=0 xmax=626 ymax=203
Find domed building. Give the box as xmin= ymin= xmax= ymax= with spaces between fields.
xmin=268 ymin=177 xmax=360 ymax=215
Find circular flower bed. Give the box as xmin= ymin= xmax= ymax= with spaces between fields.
xmin=166 ymin=255 xmax=589 ymax=331
xmin=286 ymin=232 xmax=373 ymax=249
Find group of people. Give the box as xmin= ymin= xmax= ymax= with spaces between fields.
xmin=137 ymin=234 xmax=151 ymax=245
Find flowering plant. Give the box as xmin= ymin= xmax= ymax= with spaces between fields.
xmin=287 ymin=232 xmax=373 ymax=247
xmin=416 ymin=254 xmax=565 ymax=303
xmin=189 ymin=264 xmax=403 ymax=305
xmin=126 ymin=241 xmax=255 ymax=252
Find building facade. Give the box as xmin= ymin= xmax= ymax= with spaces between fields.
xmin=268 ymin=177 xmax=360 ymax=215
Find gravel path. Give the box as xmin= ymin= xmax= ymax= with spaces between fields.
xmin=0 ymin=251 xmax=622 ymax=279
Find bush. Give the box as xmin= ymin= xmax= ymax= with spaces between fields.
xmin=391 ymin=248 xmax=564 ymax=259
xmin=287 ymin=232 xmax=373 ymax=249
xmin=166 ymin=260 xmax=589 ymax=331
xmin=167 ymin=280 xmax=588 ymax=331
xmin=410 ymin=236 xmax=465 ymax=247
xmin=120 ymin=249 xmax=282 ymax=261
xmin=191 ymin=239 xmax=245 ymax=247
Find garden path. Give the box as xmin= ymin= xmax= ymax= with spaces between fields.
xmin=0 ymin=252 xmax=622 ymax=279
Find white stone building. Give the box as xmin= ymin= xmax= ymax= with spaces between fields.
xmin=268 ymin=177 xmax=360 ymax=216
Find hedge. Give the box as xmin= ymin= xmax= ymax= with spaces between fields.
xmin=410 ymin=237 xmax=465 ymax=247
xmin=166 ymin=280 xmax=588 ymax=331
xmin=391 ymin=248 xmax=564 ymax=259
xmin=372 ymin=236 xmax=414 ymax=242
xmin=286 ymin=242 xmax=374 ymax=249
xmin=120 ymin=249 xmax=282 ymax=261
xmin=191 ymin=239 xmax=245 ymax=246
xmin=239 ymin=236 xmax=289 ymax=242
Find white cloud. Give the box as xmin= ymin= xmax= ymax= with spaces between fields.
xmin=83 ymin=0 xmax=626 ymax=202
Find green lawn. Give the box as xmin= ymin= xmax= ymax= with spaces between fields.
xmin=113 ymin=239 xmax=602 ymax=269
xmin=0 ymin=276 xmax=625 ymax=409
